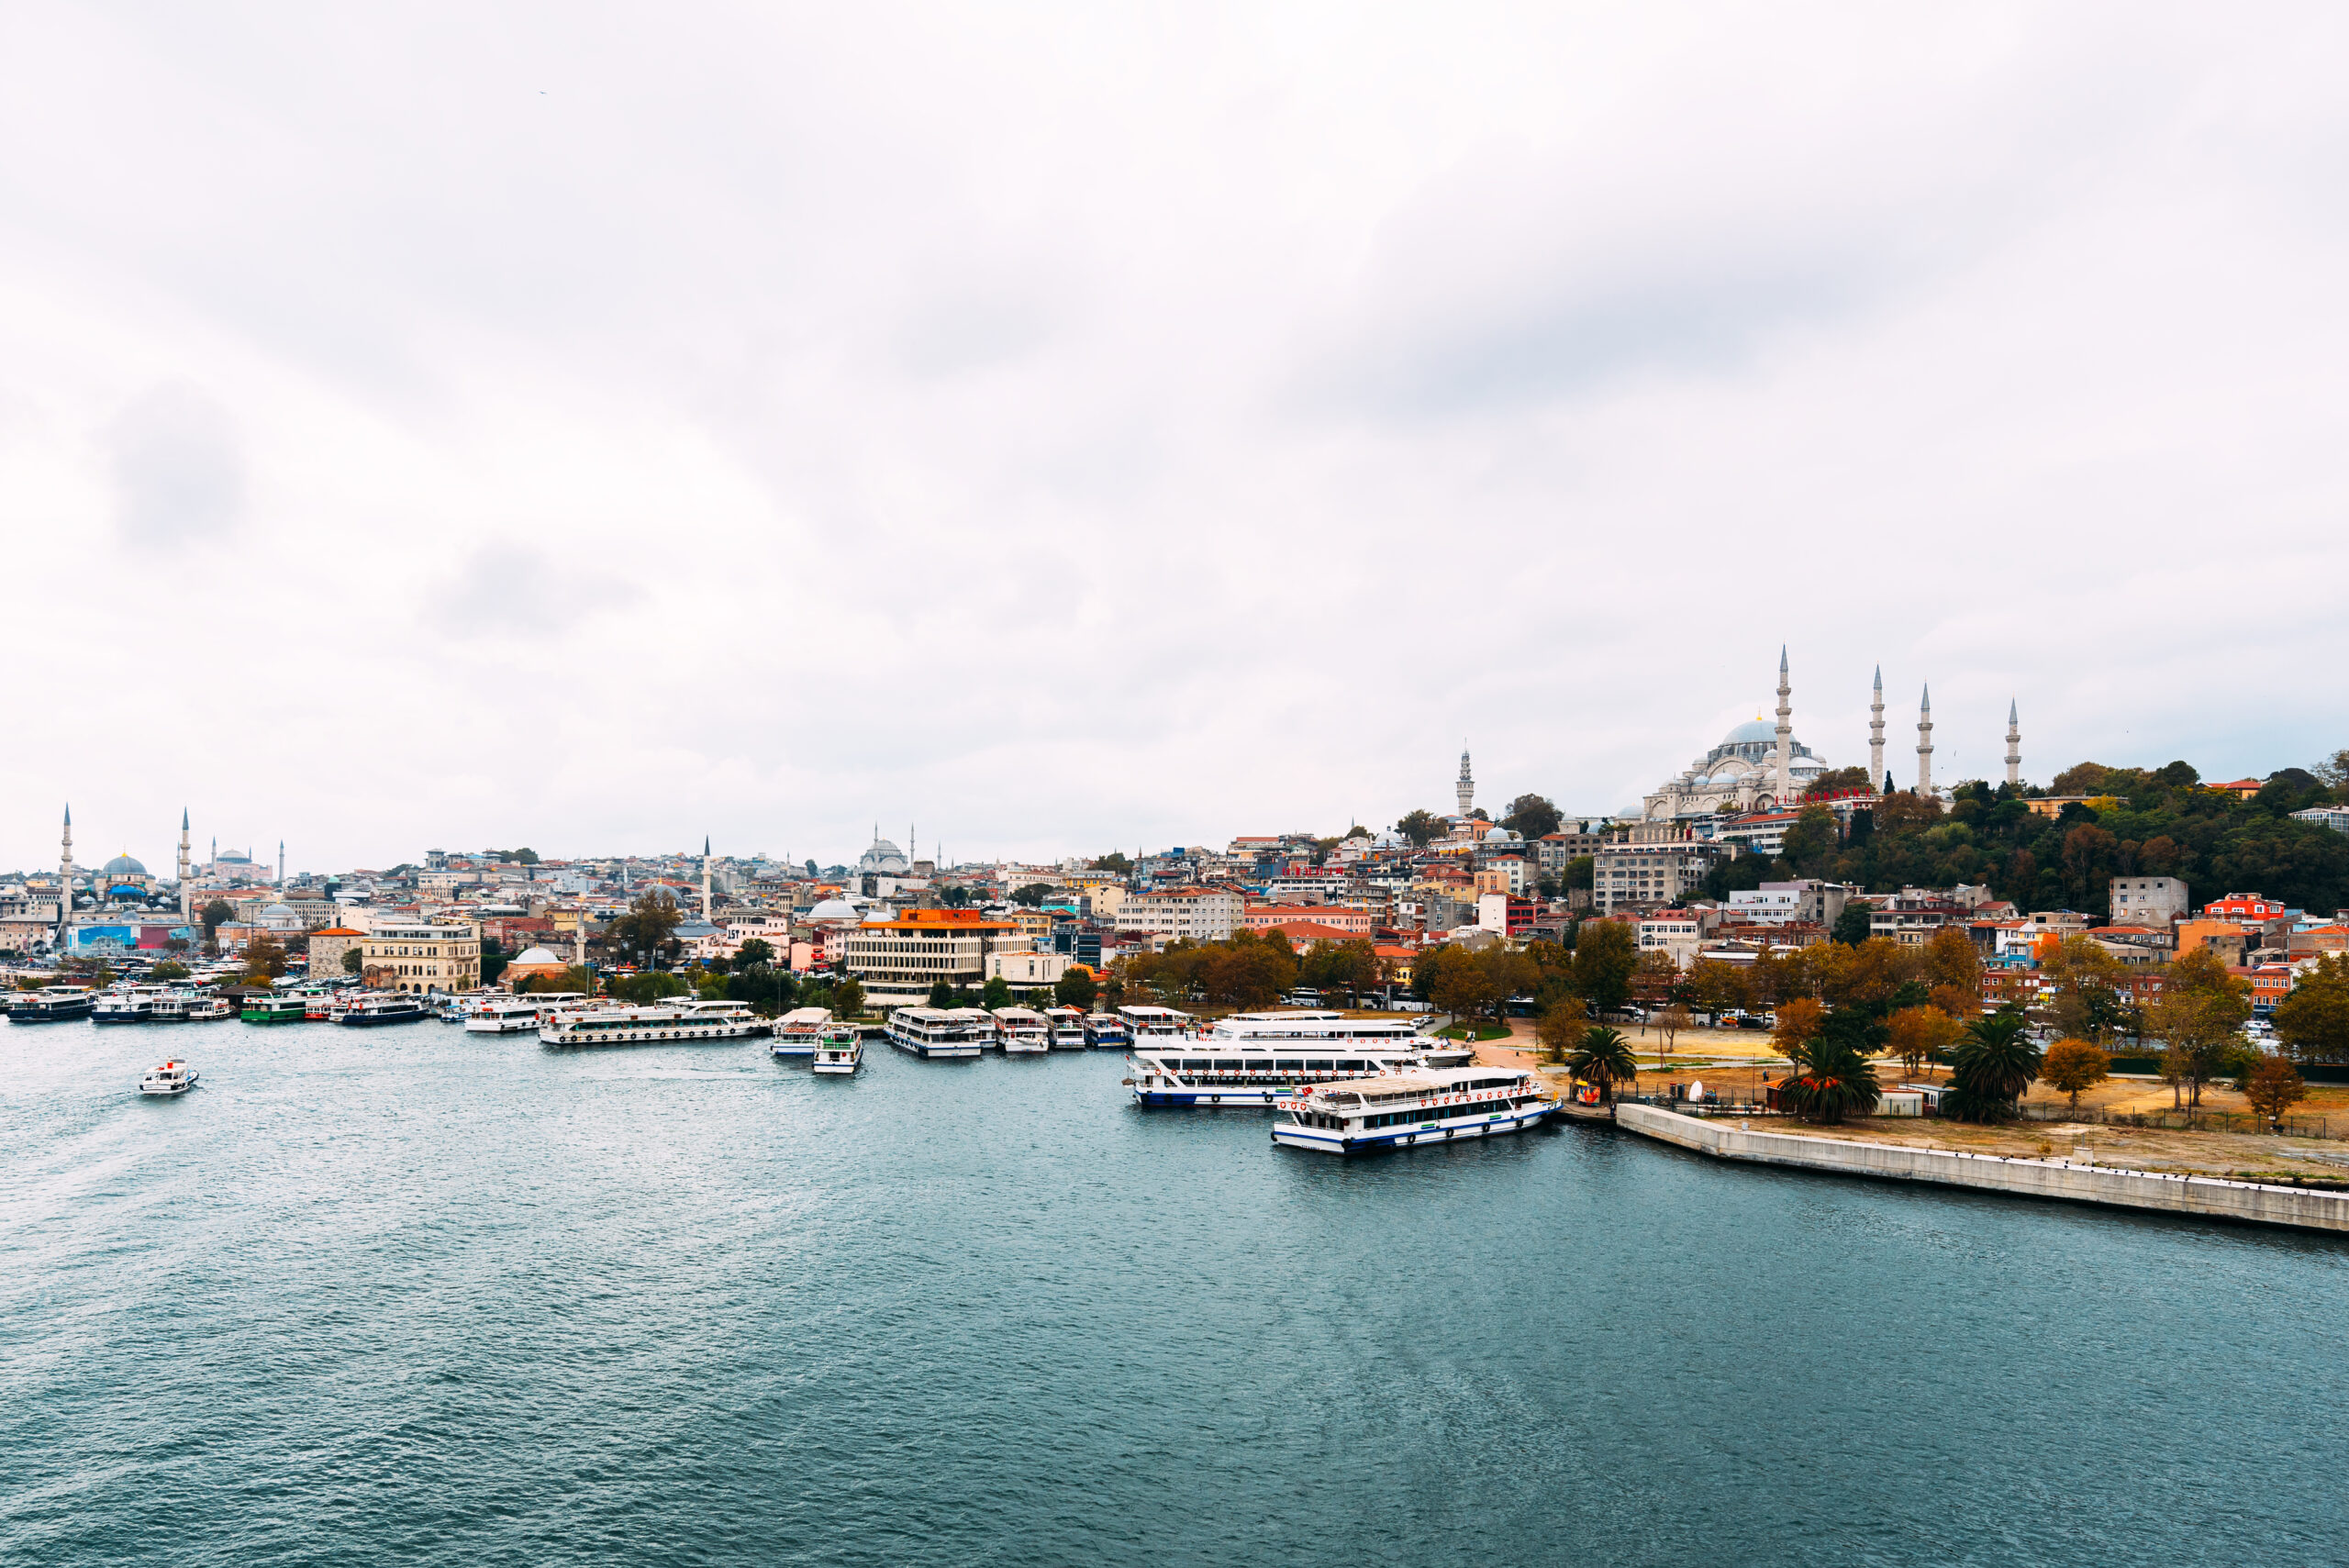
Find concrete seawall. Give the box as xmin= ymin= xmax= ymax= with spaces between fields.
xmin=1614 ymin=1105 xmax=2349 ymax=1234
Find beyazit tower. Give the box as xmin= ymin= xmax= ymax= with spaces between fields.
xmin=1456 ymin=744 xmax=1475 ymax=816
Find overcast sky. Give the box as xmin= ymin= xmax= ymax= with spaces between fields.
xmin=4 ymin=3 xmax=2345 ymax=874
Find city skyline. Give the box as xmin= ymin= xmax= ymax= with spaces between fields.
xmin=3 ymin=6 xmax=2345 ymax=868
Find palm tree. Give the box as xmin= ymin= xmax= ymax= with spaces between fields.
xmin=1776 ymin=1040 xmax=1880 ymax=1125
xmin=1566 ymin=1025 xmax=1637 ymax=1105
xmin=1944 ymin=1008 xmax=2041 ymax=1123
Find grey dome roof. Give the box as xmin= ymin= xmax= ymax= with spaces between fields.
xmin=1721 ymin=719 xmax=1777 ymax=745
xmin=511 ymin=946 xmax=564 ymax=965
xmin=102 ymin=852 xmax=146 ymax=876
xmin=807 ymin=898 xmax=860 ymax=921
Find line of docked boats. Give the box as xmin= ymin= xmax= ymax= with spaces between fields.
xmin=884 ymin=1005 xmax=1136 ymax=1058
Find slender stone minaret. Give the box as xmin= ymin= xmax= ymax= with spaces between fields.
xmin=1916 ymin=685 xmax=1934 ymax=795
xmin=2005 ymin=700 xmax=2021 ymax=787
xmin=61 ymin=803 xmax=73 ymax=886
xmin=1773 ymin=647 xmax=1794 ymax=806
xmin=1456 ymin=743 xmax=1475 ymax=815
xmin=277 ymin=840 xmax=285 ymax=887
xmin=1868 ymin=667 xmax=1886 ymax=793
xmin=179 ymin=809 xmax=192 ymax=920
xmin=702 ymin=836 xmax=713 ymax=921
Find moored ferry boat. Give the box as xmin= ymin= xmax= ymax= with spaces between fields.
xmin=771 ymin=1006 xmax=831 ymax=1059
xmin=465 ymin=994 xmax=587 ymax=1034
xmin=139 ymin=1060 xmax=200 ymax=1095
xmin=810 ymin=1024 xmax=863 ymax=1075
xmin=94 ymin=985 xmax=173 ymax=1025
xmin=242 ymin=995 xmax=307 ymax=1024
xmin=1082 ymin=1012 xmax=1130 ymax=1049
xmin=1207 ymin=1010 xmax=1431 ymax=1046
xmin=184 ymin=995 xmax=235 ymax=1023
xmin=1116 ymin=1005 xmax=1193 ymax=1042
xmin=6 ymin=986 xmax=95 ymax=1023
xmin=1127 ymin=1037 xmax=1475 ymax=1107
xmin=885 ymin=1006 xmax=988 ymax=1059
xmin=1044 ymin=1006 xmax=1088 ymax=1050
xmin=1272 ymin=1066 xmax=1558 ymax=1154
xmin=992 ymin=1006 xmax=1052 ymax=1053
xmin=539 ymin=997 xmax=763 ymax=1047
xmin=337 ymin=993 xmax=433 ymax=1027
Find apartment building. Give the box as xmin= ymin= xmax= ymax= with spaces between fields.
xmin=361 ymin=920 xmax=482 ymax=994
xmin=1594 ymin=842 xmax=1724 ymax=916
xmin=1114 ymin=884 xmax=1244 ymax=944
xmin=840 ymin=909 xmax=1026 ymax=1009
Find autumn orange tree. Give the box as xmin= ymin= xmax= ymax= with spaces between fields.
xmin=2242 ymin=1054 xmax=2309 ymax=1131
xmin=1886 ymin=1004 xmax=1965 ymax=1081
xmin=2040 ymin=1038 xmax=2112 ymax=1116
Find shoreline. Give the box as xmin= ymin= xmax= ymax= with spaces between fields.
xmin=1615 ymin=1104 xmax=2349 ymax=1235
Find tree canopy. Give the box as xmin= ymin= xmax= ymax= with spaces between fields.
xmin=1501 ymin=794 xmax=1563 ymax=840
xmin=1396 ymin=809 xmax=1443 ymax=848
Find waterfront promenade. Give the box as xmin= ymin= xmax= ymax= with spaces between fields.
xmin=1618 ymin=1103 xmax=2349 ymax=1233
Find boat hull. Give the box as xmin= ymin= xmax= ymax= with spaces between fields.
xmin=890 ymin=1038 xmax=982 ymax=1059
xmin=339 ymin=1010 xmax=431 ymax=1027
xmin=540 ymin=1021 xmax=763 ymax=1048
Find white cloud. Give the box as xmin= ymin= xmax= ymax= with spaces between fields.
xmin=1 ymin=1 xmax=2345 ymax=871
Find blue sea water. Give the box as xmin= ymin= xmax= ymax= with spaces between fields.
xmin=4 ymin=1018 xmax=2347 ymax=1566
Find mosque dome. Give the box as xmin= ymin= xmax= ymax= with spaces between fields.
xmin=511 ymin=946 xmax=564 ymax=966
xmin=261 ymin=903 xmax=297 ymax=921
xmin=807 ymin=898 xmax=861 ymax=922
xmin=102 ymin=852 xmax=146 ymax=877
xmin=1720 ymin=719 xmax=1778 ymax=746
xmin=217 ymin=850 xmax=251 ymax=864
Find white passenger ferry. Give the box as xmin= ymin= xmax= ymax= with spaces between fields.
xmin=810 ymin=1024 xmax=863 ymax=1075
xmin=886 ymin=1006 xmax=988 ymax=1059
xmin=466 ymin=994 xmax=588 ymax=1034
xmin=1207 ymin=1010 xmax=1428 ymax=1045
xmin=539 ymin=998 xmax=763 ymax=1046
xmin=1271 ymin=1066 xmax=1558 ymax=1154
xmin=1126 ymin=1037 xmax=1475 ymax=1108
xmin=139 ymin=1060 xmax=200 ymax=1095
xmin=1082 ymin=1012 xmax=1130 ymax=1049
xmin=1044 ymin=1006 xmax=1088 ymax=1050
xmin=1116 ymin=1005 xmax=1193 ymax=1041
xmin=993 ymin=1006 xmax=1052 ymax=1053
xmin=772 ymin=1006 xmax=832 ymax=1060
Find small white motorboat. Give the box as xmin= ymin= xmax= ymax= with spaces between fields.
xmin=810 ymin=1025 xmax=863 ymax=1076
xmin=139 ymin=1061 xmax=200 ymax=1096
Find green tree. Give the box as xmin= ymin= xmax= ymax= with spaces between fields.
xmin=1396 ymin=809 xmax=1443 ymax=848
xmin=2147 ymin=948 xmax=2254 ymax=1106
xmin=609 ymin=970 xmax=689 ymax=1004
xmin=1011 ymin=884 xmax=1053 ymax=907
xmin=2274 ymin=954 xmax=2349 ymax=1062
xmin=1943 ymin=1009 xmax=2041 ymax=1122
xmin=1777 ymin=1039 xmax=1880 ymax=1124
xmin=832 ymin=978 xmax=866 ymax=1018
xmin=1501 ymin=794 xmax=1563 ymax=840
xmin=1571 ymin=920 xmax=1639 ymax=1015
xmin=1091 ymin=851 xmax=1133 ymax=873
xmin=1778 ymin=806 xmax=1838 ymax=876
xmin=1566 ymin=1025 xmax=1637 ymax=1104
xmin=927 ymin=979 xmax=954 ymax=1007
xmin=200 ymin=898 xmax=235 ymax=954
xmin=2040 ymin=1037 xmax=2111 ymax=1116
xmin=980 ymin=974 xmax=1013 ymax=1008
xmin=1564 ymin=855 xmax=1595 ymax=894
xmin=608 ymin=892 xmax=685 ymax=967
xmin=1831 ymin=901 xmax=1874 ymax=948
xmin=150 ymin=960 xmax=191 ymax=982
xmin=1420 ymin=943 xmax=1497 ymax=1024
xmin=1054 ymin=967 xmax=1098 ymax=1010
xmin=341 ymin=947 xmax=362 ymax=975
xmin=1806 ymin=765 xmax=1873 ymax=795
xmin=480 ymin=936 xmax=509 ymax=988
xmin=733 ymin=938 xmax=776 ymax=972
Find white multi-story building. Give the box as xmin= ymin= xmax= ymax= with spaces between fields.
xmin=1726 ymin=880 xmax=1850 ymax=929
xmin=839 ymin=910 xmax=1027 ymax=1009
xmin=2110 ymin=876 xmax=2188 ymax=928
xmin=1636 ymin=911 xmax=1709 ymax=970
xmin=1115 ymin=884 xmax=1243 ymax=944
xmin=1594 ymin=842 xmax=1724 ymax=916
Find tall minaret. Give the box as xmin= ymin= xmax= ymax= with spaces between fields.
xmin=1916 ymin=685 xmax=1934 ymax=795
xmin=277 ymin=840 xmax=285 ymax=887
xmin=1456 ymin=743 xmax=1475 ymax=815
xmin=2005 ymin=699 xmax=2021 ymax=787
xmin=61 ymin=803 xmax=73 ymax=886
xmin=1868 ymin=667 xmax=1886 ymax=793
xmin=701 ymin=836 xmax=712 ymax=921
xmin=178 ymin=809 xmax=192 ymax=920
xmin=1773 ymin=647 xmax=1794 ymax=805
